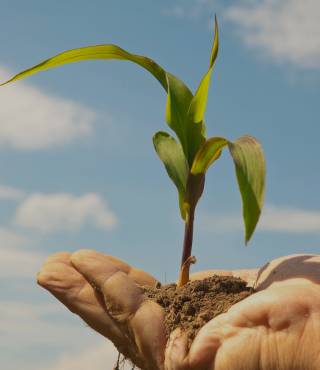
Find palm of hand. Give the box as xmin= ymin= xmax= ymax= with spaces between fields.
xmin=38 ymin=252 xmax=320 ymax=370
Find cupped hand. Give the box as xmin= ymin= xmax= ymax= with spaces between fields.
xmin=37 ymin=250 xmax=166 ymax=369
xmin=37 ymin=252 xmax=320 ymax=370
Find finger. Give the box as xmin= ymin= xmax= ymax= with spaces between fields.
xmin=164 ymin=329 xmax=189 ymax=370
xmin=100 ymin=254 xmax=157 ymax=286
xmin=184 ymin=285 xmax=320 ymax=370
xmin=256 ymin=254 xmax=320 ymax=290
xmin=42 ymin=251 xmax=72 ymax=264
xmin=71 ymin=250 xmax=166 ymax=369
xmin=71 ymin=249 xmax=157 ymax=286
xmin=37 ymin=252 xmax=80 ymax=292
xmin=37 ymin=252 xmax=126 ymax=348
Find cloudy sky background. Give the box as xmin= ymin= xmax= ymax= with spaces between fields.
xmin=0 ymin=0 xmax=320 ymax=369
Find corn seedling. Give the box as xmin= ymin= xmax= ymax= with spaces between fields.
xmin=1 ymin=17 xmax=265 ymax=286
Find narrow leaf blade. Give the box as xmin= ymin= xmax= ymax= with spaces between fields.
xmin=165 ymin=73 xmax=205 ymax=166
xmin=191 ymin=136 xmax=228 ymax=174
xmin=188 ymin=16 xmax=219 ymax=125
xmin=153 ymin=131 xmax=189 ymax=219
xmin=0 ymin=44 xmax=168 ymax=90
xmin=0 ymin=44 xmax=204 ymax=166
xmin=228 ymin=135 xmax=266 ymax=243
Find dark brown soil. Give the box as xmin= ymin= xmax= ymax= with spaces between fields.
xmin=143 ymin=275 xmax=253 ymax=345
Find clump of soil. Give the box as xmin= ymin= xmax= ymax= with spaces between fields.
xmin=143 ymin=275 xmax=253 ymax=345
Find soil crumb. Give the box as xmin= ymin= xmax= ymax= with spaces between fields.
xmin=143 ymin=275 xmax=253 ymax=345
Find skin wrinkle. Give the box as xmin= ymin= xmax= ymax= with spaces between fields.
xmin=106 ymin=277 xmax=146 ymax=367
xmin=132 ymin=301 xmax=166 ymax=370
xmin=165 ymin=331 xmax=177 ymax=369
xmin=311 ymin=312 xmax=320 ymax=363
xmin=169 ymin=331 xmax=189 ymax=370
xmin=100 ymin=270 xmax=160 ymax=369
xmin=222 ymin=327 xmax=259 ymax=369
xmin=102 ymin=271 xmax=144 ymax=319
xmin=70 ymin=252 xmax=145 ymax=366
xmin=244 ymin=309 xmax=295 ymax=368
xmin=315 ymin=339 xmax=320 ymax=370
xmin=261 ymin=329 xmax=282 ymax=370
xmin=295 ymin=312 xmax=317 ymax=369
xmin=38 ymin=252 xmax=320 ymax=370
xmin=38 ymin=251 xmax=151 ymax=368
xmin=236 ymin=296 xmax=315 ymax=369
xmin=186 ymin=287 xmax=314 ymax=370
xmin=189 ymin=334 xmax=220 ymax=370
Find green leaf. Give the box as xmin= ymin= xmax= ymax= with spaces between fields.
xmin=153 ymin=131 xmax=189 ymax=219
xmin=184 ymin=173 xmax=205 ymax=214
xmin=0 ymin=44 xmax=205 ymax=166
xmin=188 ymin=15 xmax=219 ymax=125
xmin=0 ymin=44 xmax=168 ymax=90
xmin=191 ymin=134 xmax=265 ymax=243
xmin=228 ymin=136 xmax=265 ymax=243
xmin=165 ymin=73 xmax=205 ymax=166
xmin=191 ymin=136 xmax=228 ymax=174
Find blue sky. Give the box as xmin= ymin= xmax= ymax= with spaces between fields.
xmin=1 ymin=1 xmax=320 ymax=369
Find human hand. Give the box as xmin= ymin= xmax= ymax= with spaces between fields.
xmin=168 ymin=254 xmax=320 ymax=370
xmin=37 ymin=250 xmax=166 ymax=369
xmin=37 ymin=252 xmax=320 ymax=370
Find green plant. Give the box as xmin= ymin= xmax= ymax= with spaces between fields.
xmin=1 ymin=17 xmax=265 ymax=286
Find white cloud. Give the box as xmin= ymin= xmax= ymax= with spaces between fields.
xmin=163 ymin=0 xmax=320 ymax=69
xmin=200 ymin=204 xmax=320 ymax=234
xmin=0 ymin=67 xmax=96 ymax=149
xmin=0 ymin=184 xmax=25 ymax=200
xmin=259 ymin=205 xmax=320 ymax=233
xmin=0 ymin=227 xmax=28 ymax=248
xmin=0 ymin=246 xmax=44 ymax=278
xmin=15 ymin=192 xmax=117 ymax=233
xmin=224 ymin=0 xmax=320 ymax=69
xmin=0 ymin=227 xmax=44 ymax=278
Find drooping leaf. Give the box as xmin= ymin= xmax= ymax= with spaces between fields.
xmin=0 ymin=44 xmax=204 ymax=166
xmin=228 ymin=136 xmax=265 ymax=243
xmin=153 ymin=131 xmax=189 ymax=219
xmin=191 ymin=136 xmax=228 ymax=174
xmin=188 ymin=15 xmax=219 ymax=125
xmin=191 ymin=134 xmax=265 ymax=243
xmin=0 ymin=44 xmax=168 ymax=90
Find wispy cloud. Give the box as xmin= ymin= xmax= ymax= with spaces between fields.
xmin=0 ymin=67 xmax=97 ymax=149
xmin=15 ymin=192 xmax=118 ymax=233
xmin=224 ymin=0 xmax=320 ymax=69
xmin=0 ymin=246 xmax=44 ymax=278
xmin=0 ymin=227 xmax=44 ymax=278
xmin=200 ymin=204 xmax=320 ymax=234
xmin=163 ymin=0 xmax=320 ymax=69
xmin=0 ymin=184 xmax=25 ymax=200
xmin=0 ymin=227 xmax=29 ymax=248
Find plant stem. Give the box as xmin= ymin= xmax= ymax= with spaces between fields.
xmin=177 ymin=205 xmax=196 ymax=287
xmin=177 ymin=174 xmax=204 ymax=287
xmin=181 ymin=206 xmax=195 ymax=267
